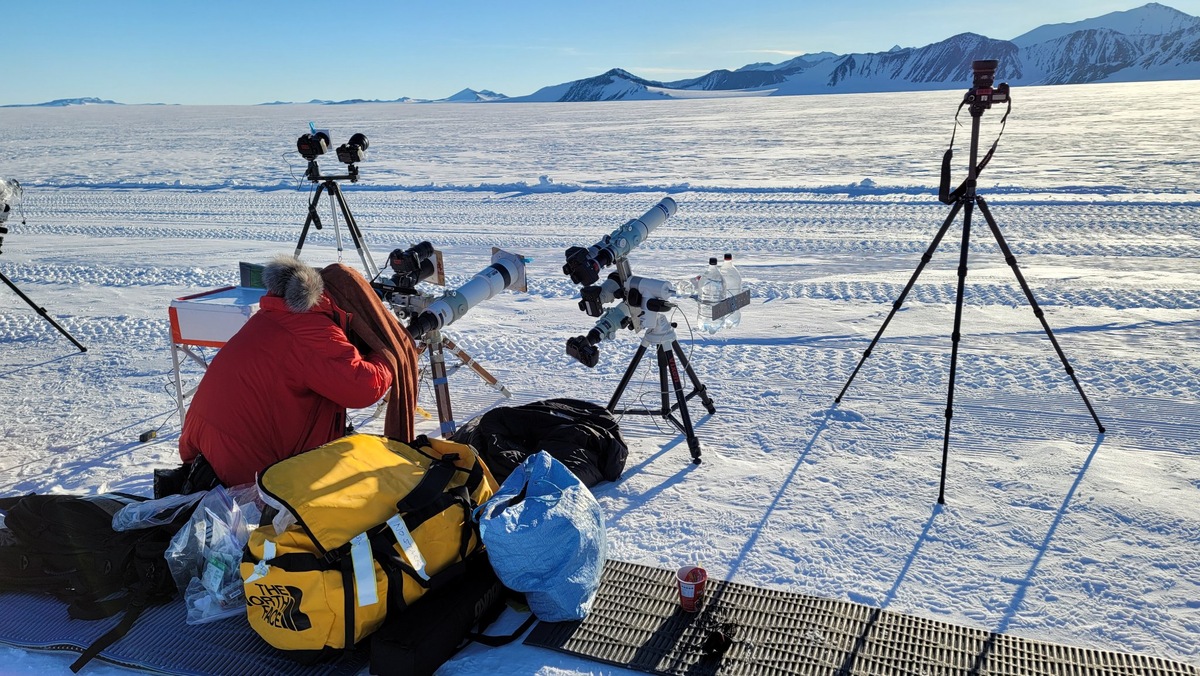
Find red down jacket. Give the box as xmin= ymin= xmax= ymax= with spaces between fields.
xmin=179 ymin=291 xmax=392 ymax=487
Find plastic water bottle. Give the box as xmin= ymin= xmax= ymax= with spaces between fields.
xmin=719 ymin=253 xmax=743 ymax=328
xmin=697 ymin=257 xmax=726 ymax=334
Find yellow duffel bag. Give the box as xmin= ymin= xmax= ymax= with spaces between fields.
xmin=240 ymin=433 xmax=497 ymax=660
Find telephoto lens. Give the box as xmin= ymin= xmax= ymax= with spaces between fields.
xmin=972 ymin=59 xmax=998 ymax=89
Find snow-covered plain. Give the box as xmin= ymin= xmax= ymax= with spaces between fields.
xmin=0 ymin=79 xmax=1198 ymax=674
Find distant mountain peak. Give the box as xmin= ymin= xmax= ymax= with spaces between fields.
xmin=1 ymin=97 xmax=122 ymax=108
xmin=1012 ymin=2 xmax=1200 ymax=46
xmin=442 ymin=88 xmax=508 ymax=102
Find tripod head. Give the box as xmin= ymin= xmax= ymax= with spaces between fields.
xmin=305 ymin=160 xmax=359 ymax=184
xmin=566 ymin=273 xmax=681 ymax=367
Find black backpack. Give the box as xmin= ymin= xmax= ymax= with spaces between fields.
xmin=0 ymin=492 xmax=192 ymax=672
xmin=449 ymin=398 xmax=629 ymax=487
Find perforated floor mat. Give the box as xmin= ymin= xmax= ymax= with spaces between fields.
xmin=0 ymin=592 xmax=366 ymax=676
xmin=525 ymin=560 xmax=1197 ymax=676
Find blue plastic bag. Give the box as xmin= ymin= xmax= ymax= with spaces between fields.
xmin=476 ymin=451 xmax=606 ymax=622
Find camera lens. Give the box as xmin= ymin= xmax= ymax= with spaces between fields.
xmin=972 ymin=59 xmax=998 ymax=88
xmin=336 ymin=133 xmax=369 ymax=164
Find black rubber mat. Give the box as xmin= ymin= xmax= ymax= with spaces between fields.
xmin=0 ymin=592 xmax=366 ymax=675
xmin=525 ymin=560 xmax=1197 ymax=676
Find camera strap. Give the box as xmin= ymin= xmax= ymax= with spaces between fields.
xmin=938 ymin=96 xmax=1012 ymax=205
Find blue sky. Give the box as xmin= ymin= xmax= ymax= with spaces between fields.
xmin=6 ymin=0 xmax=1198 ymax=105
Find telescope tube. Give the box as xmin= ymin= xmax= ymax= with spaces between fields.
xmin=409 ymin=248 xmax=526 ymax=338
xmin=606 ymin=197 xmax=676 ymax=261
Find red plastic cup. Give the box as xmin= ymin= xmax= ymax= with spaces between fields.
xmin=676 ymin=565 xmax=708 ymax=612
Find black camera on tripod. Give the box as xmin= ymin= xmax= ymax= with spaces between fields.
xmin=336 ymin=133 xmax=370 ymax=164
xmin=968 ymin=59 xmax=1009 ymax=109
xmin=387 ymin=241 xmax=438 ymax=291
xmin=296 ymin=130 xmax=331 ymax=160
xmin=296 ymin=130 xmax=370 ymax=165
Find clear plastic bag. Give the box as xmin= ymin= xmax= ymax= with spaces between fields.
xmin=111 ymin=492 xmax=205 ymax=532
xmin=164 ymin=485 xmax=262 ymax=624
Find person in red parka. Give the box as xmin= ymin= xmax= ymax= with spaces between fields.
xmin=179 ymin=255 xmax=393 ymax=486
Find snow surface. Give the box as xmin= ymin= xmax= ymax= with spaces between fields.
xmin=0 ymin=80 xmax=1198 ymax=674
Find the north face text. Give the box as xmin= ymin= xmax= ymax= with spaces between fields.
xmin=248 ymin=583 xmax=313 ymax=631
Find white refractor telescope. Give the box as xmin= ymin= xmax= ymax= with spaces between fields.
xmin=408 ymin=248 xmax=527 ymax=339
xmin=562 ymin=197 xmax=676 ymax=286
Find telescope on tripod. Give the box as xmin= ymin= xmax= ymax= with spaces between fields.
xmin=834 ymin=60 xmax=1105 ymax=504
xmin=563 ymin=197 xmax=716 ymax=464
xmin=0 ymin=178 xmax=86 ymax=352
xmin=373 ymin=241 xmax=528 ymax=436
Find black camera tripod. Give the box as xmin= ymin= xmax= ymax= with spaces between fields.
xmin=294 ymin=160 xmax=380 ymax=279
xmin=834 ymin=74 xmax=1104 ymax=504
xmin=608 ymin=310 xmax=715 ymax=464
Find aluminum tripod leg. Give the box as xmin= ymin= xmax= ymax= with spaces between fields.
xmin=294 ymin=180 xmax=379 ymax=280
xmin=327 ymin=182 xmax=379 ymax=280
xmin=975 ymin=196 xmax=1105 ymax=434
xmin=426 ymin=330 xmax=456 ymax=436
xmin=0 ymin=270 xmax=86 ymax=352
xmin=440 ymin=335 xmax=512 ymax=398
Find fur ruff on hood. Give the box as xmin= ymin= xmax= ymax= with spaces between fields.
xmin=262 ymin=255 xmax=324 ymax=312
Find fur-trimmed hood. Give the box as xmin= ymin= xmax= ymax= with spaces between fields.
xmin=262 ymin=255 xmax=324 ymax=312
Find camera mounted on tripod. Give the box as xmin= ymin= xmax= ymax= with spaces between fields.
xmin=562 ymin=198 xmax=679 ymax=364
xmin=562 ymin=197 xmax=676 ymax=286
xmin=562 ymin=197 xmax=714 ymax=464
xmin=939 ymin=59 xmax=1014 ymax=205
xmin=388 ymin=241 xmax=440 ymax=291
xmin=964 ymin=59 xmax=1009 ymax=112
xmin=567 ymin=274 xmax=679 ymax=367
xmin=297 ymin=129 xmax=370 ymax=164
xmin=296 ymin=125 xmax=371 ymax=183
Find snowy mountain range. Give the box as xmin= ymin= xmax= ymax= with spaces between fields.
xmin=511 ymin=3 xmax=1200 ymax=102
xmin=6 ymin=3 xmax=1198 ymax=107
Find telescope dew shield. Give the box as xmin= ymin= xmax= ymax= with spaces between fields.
xmin=409 ymin=248 xmax=527 ymax=339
